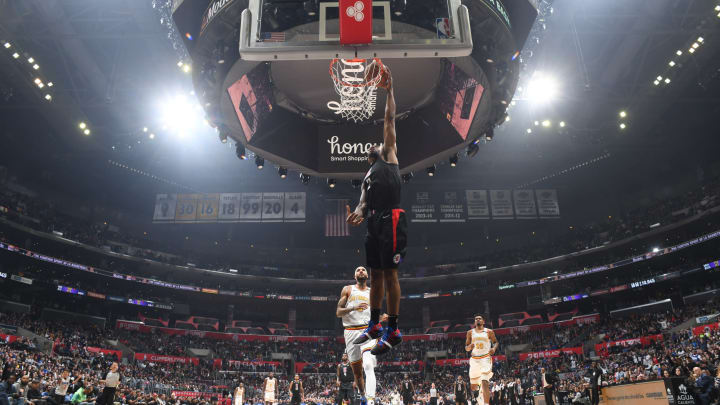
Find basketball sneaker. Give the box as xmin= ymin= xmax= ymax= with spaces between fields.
xmin=353 ymin=322 xmax=383 ymax=344
xmin=370 ymin=328 xmax=402 ymax=356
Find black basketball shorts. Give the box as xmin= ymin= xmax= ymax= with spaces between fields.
xmin=365 ymin=208 xmax=407 ymax=270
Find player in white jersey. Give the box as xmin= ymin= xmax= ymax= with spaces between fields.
xmin=337 ymin=266 xmax=386 ymax=405
xmin=263 ymin=372 xmax=278 ymax=405
xmin=465 ymin=315 xmax=498 ymax=405
xmin=361 ymin=338 xmax=380 ymax=405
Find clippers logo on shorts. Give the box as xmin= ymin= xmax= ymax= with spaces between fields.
xmin=393 ymin=253 xmax=402 ymax=264
xmin=339 ymin=0 xmax=372 ymax=44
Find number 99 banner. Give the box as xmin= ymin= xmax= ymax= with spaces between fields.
xmin=153 ymin=192 xmax=306 ymax=223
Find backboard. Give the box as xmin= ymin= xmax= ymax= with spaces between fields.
xmin=238 ymin=0 xmax=472 ymax=60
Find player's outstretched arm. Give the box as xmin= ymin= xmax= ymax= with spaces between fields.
xmin=382 ymin=67 xmax=398 ymax=165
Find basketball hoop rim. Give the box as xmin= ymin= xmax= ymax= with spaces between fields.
xmin=329 ymin=58 xmax=386 ymax=88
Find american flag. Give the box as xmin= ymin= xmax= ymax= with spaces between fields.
xmin=325 ymin=199 xmax=350 ymax=237
xmin=261 ymin=32 xmax=286 ymax=42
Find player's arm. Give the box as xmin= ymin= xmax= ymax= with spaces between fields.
xmin=336 ymin=365 xmax=341 ymax=386
xmin=465 ymin=330 xmax=473 ymax=352
xmin=336 ymin=286 xmax=358 ymax=317
xmin=382 ymin=67 xmax=398 ymax=165
xmin=300 ymin=382 xmax=304 ymax=401
xmin=346 ymin=187 xmax=367 ymax=226
xmin=488 ymin=330 xmax=499 ymax=355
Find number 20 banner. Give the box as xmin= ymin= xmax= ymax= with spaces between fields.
xmin=153 ymin=193 xmax=306 ymax=223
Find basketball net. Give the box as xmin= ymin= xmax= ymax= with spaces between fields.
xmin=327 ymin=58 xmax=385 ymax=123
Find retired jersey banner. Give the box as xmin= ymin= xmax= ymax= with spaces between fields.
xmin=466 ymin=190 xmax=489 ymax=219
xmin=490 ymin=190 xmax=513 ymax=219
xmin=154 ymin=192 xmax=305 ymax=223
xmin=518 ymin=347 xmax=583 ymax=361
xmin=152 ymin=194 xmax=177 ymax=222
xmin=513 ymin=190 xmax=537 ymax=218
xmin=536 ymin=189 xmax=560 ymax=218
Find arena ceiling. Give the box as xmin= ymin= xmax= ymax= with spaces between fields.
xmin=0 ymin=0 xmax=719 ymax=211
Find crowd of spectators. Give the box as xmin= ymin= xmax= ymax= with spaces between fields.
xmin=0 ymin=298 xmax=718 ymax=404
xmin=2 ymin=171 xmax=720 ymax=281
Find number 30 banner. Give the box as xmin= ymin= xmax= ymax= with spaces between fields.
xmin=154 ymin=193 xmax=306 ymax=223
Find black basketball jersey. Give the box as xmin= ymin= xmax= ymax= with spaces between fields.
xmin=454 ymin=382 xmax=465 ymax=396
xmin=291 ymin=382 xmax=301 ymax=397
xmin=339 ymin=364 xmax=354 ymax=383
xmin=363 ymin=158 xmax=401 ymax=212
xmin=401 ymin=381 xmax=413 ymax=397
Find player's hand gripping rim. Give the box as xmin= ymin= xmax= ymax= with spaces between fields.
xmin=346 ymin=205 xmax=364 ymax=226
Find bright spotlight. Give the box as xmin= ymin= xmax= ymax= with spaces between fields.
xmin=11 ymin=52 xmax=18 ymax=59
xmin=664 ymin=78 xmax=671 ymax=84
xmin=182 ymin=64 xmax=191 ymax=73
xmin=716 ymin=5 xmax=720 ymax=11
xmin=83 ymin=128 xmax=91 ymax=136
xmin=541 ymin=120 xmax=551 ymax=127
xmin=692 ymin=42 xmax=699 ymax=49
xmin=79 ymin=122 xmax=87 ymax=130
xmin=526 ymin=72 xmax=559 ymax=104
xmin=534 ymin=121 xmax=539 ymax=126
xmin=149 ymin=133 xmax=155 ymax=139
xmin=3 ymin=42 xmax=10 ymax=48
xmin=559 ymin=121 xmax=566 ymax=127
xmin=47 ymin=82 xmax=53 ymax=87
xmin=697 ymin=37 xmax=704 ymax=43
xmin=449 ymin=154 xmax=458 ymax=167
xmin=327 ymin=178 xmax=336 ymax=188
xmin=653 ymin=80 xmax=660 ymax=86
xmin=278 ymin=167 xmax=288 ymax=179
xmin=44 ymin=94 xmax=52 ymax=101
xmin=159 ymin=95 xmax=205 ymax=138
xmin=255 ymin=156 xmax=264 ymax=169
xmin=426 ymin=165 xmax=436 ymax=176
xmin=657 ymin=76 xmax=663 ymax=81
xmin=619 ymin=123 xmax=626 ymax=130
xmin=526 ymin=128 xmax=532 ymax=134
xmin=32 ymin=64 xmax=39 ymax=70
xmin=668 ymin=61 xmax=675 ymax=67
xmin=27 ymin=57 xmax=34 ymax=63
xmin=177 ymin=61 xmax=184 ymax=67
xmin=676 ymin=50 xmax=682 ymax=56
xmin=143 ymin=127 xmax=148 ymax=132
xmin=689 ymin=48 xmax=695 ymax=54
xmin=619 ymin=111 xmax=627 ymax=118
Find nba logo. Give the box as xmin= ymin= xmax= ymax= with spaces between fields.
xmin=436 ymin=18 xmax=451 ymax=39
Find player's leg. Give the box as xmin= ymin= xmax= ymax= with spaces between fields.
xmin=469 ymin=383 xmax=479 ymax=405
xmin=480 ymin=380 xmax=490 ymax=405
xmin=350 ymin=360 xmax=366 ymax=398
xmin=362 ymin=350 xmax=377 ymax=404
xmin=353 ymin=227 xmax=385 ymax=345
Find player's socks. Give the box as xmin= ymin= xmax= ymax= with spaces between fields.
xmin=388 ymin=314 xmax=398 ymax=330
xmin=470 ymin=389 xmax=479 ymax=405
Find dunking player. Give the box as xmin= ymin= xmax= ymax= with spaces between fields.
xmin=465 ymin=315 xmax=498 ymax=405
xmin=288 ymin=375 xmax=304 ymax=405
xmin=347 ymin=62 xmax=407 ymax=356
xmin=263 ymin=372 xmax=278 ymax=405
xmin=337 ymin=266 xmax=385 ymax=404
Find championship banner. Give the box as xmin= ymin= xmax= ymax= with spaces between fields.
xmin=134 ymin=353 xmax=199 ymax=365
xmin=466 ymin=190 xmax=489 ymax=220
xmin=153 ymin=194 xmax=177 ymax=222
xmin=411 ymin=191 xmax=437 ymax=222
xmin=517 ymin=347 xmax=582 ymax=361
xmin=490 ymin=190 xmax=513 ymax=219
xmin=86 ymin=346 xmax=122 ymax=359
xmin=536 ymin=189 xmax=560 ymax=218
xmin=513 ymin=189 xmax=537 ymax=219
xmin=439 ymin=191 xmax=465 ymax=222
